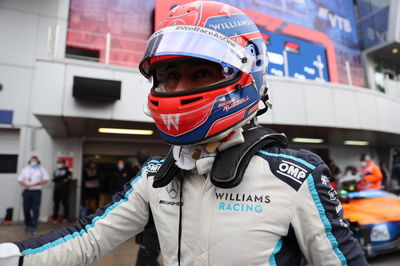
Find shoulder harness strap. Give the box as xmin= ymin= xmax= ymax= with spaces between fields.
xmin=153 ymin=127 xmax=287 ymax=189
xmin=153 ymin=148 xmax=179 ymax=188
xmin=211 ymin=127 xmax=287 ymax=188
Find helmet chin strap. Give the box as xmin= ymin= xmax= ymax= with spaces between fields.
xmin=250 ymin=94 xmax=271 ymax=128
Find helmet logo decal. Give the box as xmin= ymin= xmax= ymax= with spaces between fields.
xmin=208 ymin=17 xmax=252 ymax=31
xmin=167 ymin=19 xmax=185 ymax=26
xmin=161 ymin=114 xmax=180 ymax=131
xmin=218 ymin=97 xmax=250 ymax=112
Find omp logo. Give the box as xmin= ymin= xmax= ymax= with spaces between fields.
xmin=160 ymin=114 xmax=180 ymax=131
xmin=277 ymin=160 xmax=307 ymax=184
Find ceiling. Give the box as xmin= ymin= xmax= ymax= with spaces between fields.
xmin=366 ymin=41 xmax=400 ymax=64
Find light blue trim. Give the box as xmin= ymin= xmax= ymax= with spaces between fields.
xmin=307 ymin=174 xmax=348 ymax=266
xmin=269 ymin=238 xmax=283 ymax=266
xmin=258 ymin=150 xmax=316 ymax=170
xmin=22 ymin=159 xmax=164 ymax=255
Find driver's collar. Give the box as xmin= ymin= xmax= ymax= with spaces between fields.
xmin=172 ymin=128 xmax=245 ymax=175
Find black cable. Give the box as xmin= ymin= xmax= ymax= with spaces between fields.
xmin=178 ymin=171 xmax=184 ymax=266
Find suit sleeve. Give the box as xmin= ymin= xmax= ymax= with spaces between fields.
xmin=291 ymin=163 xmax=369 ymax=266
xmin=14 ymin=167 xmax=152 ymax=266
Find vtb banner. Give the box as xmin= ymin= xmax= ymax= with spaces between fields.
xmin=67 ymin=0 xmax=366 ymax=87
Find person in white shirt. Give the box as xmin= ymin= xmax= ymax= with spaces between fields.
xmin=17 ymin=156 xmax=50 ymax=235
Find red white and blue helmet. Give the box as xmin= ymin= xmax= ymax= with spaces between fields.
xmin=139 ymin=1 xmax=268 ymax=145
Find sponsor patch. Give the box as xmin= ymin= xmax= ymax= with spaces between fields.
xmin=328 ymin=188 xmax=338 ymax=201
xmin=335 ymin=203 xmax=343 ymax=214
xmin=166 ymin=179 xmax=179 ymax=199
xmin=159 ymin=200 xmax=183 ymax=206
xmin=339 ymin=219 xmax=348 ymax=228
xmin=146 ymin=163 xmax=161 ymax=174
xmin=277 ymin=160 xmax=307 ymax=184
xmin=370 ymin=224 xmax=390 ymax=242
xmin=321 ymin=175 xmax=330 ymax=186
xmin=215 ymin=192 xmax=270 ymax=213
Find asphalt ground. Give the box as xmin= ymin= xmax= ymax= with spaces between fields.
xmin=0 ymin=222 xmax=398 ymax=265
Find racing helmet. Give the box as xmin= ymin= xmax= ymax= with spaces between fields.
xmin=139 ymin=1 xmax=269 ymax=145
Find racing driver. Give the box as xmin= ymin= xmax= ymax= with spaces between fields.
xmin=0 ymin=1 xmax=368 ymax=265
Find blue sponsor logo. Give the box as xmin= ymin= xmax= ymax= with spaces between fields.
xmin=219 ymin=202 xmax=263 ymax=213
xmin=205 ymin=14 xmax=258 ymax=37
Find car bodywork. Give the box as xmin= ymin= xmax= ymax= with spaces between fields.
xmin=341 ymin=190 xmax=400 ymax=258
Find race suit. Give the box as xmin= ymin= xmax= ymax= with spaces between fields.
xmin=357 ymin=161 xmax=383 ymax=191
xmin=0 ymin=143 xmax=367 ymax=265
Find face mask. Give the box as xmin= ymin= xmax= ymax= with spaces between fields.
xmin=117 ymin=164 xmax=124 ymax=170
xmin=30 ymin=161 xmax=38 ymax=167
xmin=57 ymin=163 xmax=63 ymax=169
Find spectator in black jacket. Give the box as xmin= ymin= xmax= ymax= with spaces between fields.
xmin=51 ymin=159 xmax=71 ymax=223
xmin=109 ymin=160 xmax=132 ymax=195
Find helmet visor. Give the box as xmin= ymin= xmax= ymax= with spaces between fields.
xmin=139 ymin=25 xmax=253 ymax=78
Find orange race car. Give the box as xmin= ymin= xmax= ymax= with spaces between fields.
xmin=339 ymin=188 xmax=400 ymax=258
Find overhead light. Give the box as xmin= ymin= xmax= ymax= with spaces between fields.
xmin=392 ymin=48 xmax=399 ymax=54
xmin=344 ymin=140 xmax=369 ymax=146
xmin=98 ymin=128 xmax=154 ymax=135
xmin=292 ymin=138 xmax=324 ymax=143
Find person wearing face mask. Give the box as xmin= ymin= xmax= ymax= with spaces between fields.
xmin=357 ymin=153 xmax=383 ymax=191
xmin=51 ymin=159 xmax=72 ymax=223
xmin=17 ymin=156 xmax=50 ymax=235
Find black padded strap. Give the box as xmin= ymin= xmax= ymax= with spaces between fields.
xmin=153 ymin=148 xmax=179 ymax=188
xmin=152 ymin=127 xmax=287 ymax=189
xmin=210 ymin=127 xmax=287 ymax=188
